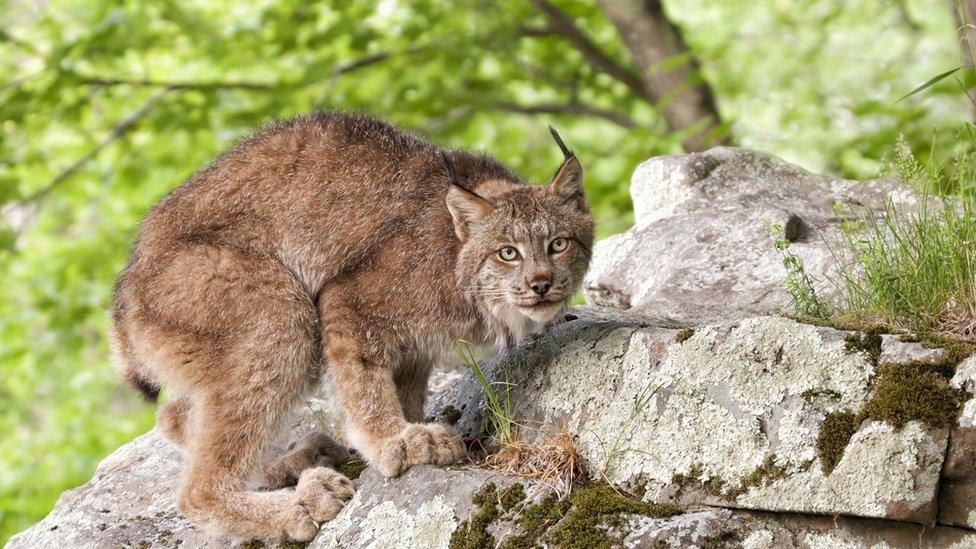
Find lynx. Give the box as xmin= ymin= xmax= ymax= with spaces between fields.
xmin=109 ymin=112 xmax=594 ymax=541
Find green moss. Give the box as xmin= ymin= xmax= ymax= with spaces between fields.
xmin=499 ymin=483 xmax=526 ymax=512
xmin=814 ymin=361 xmax=966 ymax=474
xmin=815 ymin=411 xmax=862 ymax=474
xmin=863 ymin=362 xmax=963 ymax=428
xmin=725 ymin=455 xmax=789 ymax=499
xmin=671 ymin=464 xmax=726 ymax=497
xmin=440 ymin=406 xmax=463 ymax=425
xmin=844 ymin=332 xmax=883 ymax=362
xmin=450 ymin=483 xmax=499 ymax=549
xmin=337 ymin=458 xmax=367 ymax=480
xmin=501 ymin=494 xmax=569 ymax=549
xmin=547 ymin=484 xmax=681 ymax=549
xmin=674 ymin=328 xmax=696 ymax=343
xmin=278 ymin=542 xmax=308 ymax=549
xmin=800 ymin=388 xmax=841 ymax=402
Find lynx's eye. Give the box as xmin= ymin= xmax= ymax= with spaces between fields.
xmin=498 ymin=246 xmax=520 ymax=261
xmin=549 ymin=237 xmax=568 ymax=253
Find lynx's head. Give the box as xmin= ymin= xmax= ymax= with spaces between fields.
xmin=445 ymin=128 xmax=594 ymax=343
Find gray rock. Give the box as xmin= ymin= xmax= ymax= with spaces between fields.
xmin=5 ymin=430 xmax=230 ymax=549
xmin=582 ymin=147 xmax=909 ymax=322
xmin=624 ymin=508 xmax=976 ymax=548
xmin=941 ymin=355 xmax=976 ymax=530
xmin=432 ymin=310 xmax=950 ymax=525
xmin=879 ymin=334 xmax=949 ymax=366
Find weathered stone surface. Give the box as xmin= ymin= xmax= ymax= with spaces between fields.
xmin=582 ymin=147 xmax=908 ymax=322
xmin=6 ymin=430 xmax=230 ymax=549
xmin=941 ymin=355 xmax=976 ymax=529
xmin=432 ymin=311 xmax=949 ymax=524
xmin=623 ymin=508 xmax=976 ymax=548
xmin=6 ymin=425 xmax=527 ymax=549
xmin=311 ymin=466 xmax=523 ymax=549
xmin=879 ymin=334 xmax=949 ymax=366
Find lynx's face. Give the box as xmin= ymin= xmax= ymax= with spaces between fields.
xmin=445 ymin=135 xmax=594 ymax=330
xmin=458 ymin=188 xmax=593 ymax=323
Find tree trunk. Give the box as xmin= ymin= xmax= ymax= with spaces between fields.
xmin=595 ymin=0 xmax=723 ymax=151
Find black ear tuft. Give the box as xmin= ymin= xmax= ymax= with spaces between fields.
xmin=441 ymin=152 xmax=462 ymax=186
xmin=549 ymin=125 xmax=573 ymax=159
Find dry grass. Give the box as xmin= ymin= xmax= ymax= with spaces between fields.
xmin=479 ymin=431 xmax=585 ymax=498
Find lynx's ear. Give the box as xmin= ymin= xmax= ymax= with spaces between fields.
xmin=546 ymin=126 xmax=586 ymax=211
xmin=443 ymin=153 xmax=492 ymax=241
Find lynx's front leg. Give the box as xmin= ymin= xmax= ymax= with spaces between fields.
xmin=324 ymin=320 xmax=465 ymax=477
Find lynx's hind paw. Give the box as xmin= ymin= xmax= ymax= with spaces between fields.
xmin=375 ymin=423 xmax=466 ymax=477
xmin=282 ymin=466 xmax=356 ymax=541
xmin=263 ymin=431 xmax=351 ymax=489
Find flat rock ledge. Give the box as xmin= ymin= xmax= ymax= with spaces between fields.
xmin=11 ymin=309 xmax=976 ymax=548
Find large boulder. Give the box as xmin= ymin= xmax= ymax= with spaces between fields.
xmin=432 ymin=310 xmax=958 ymax=526
xmin=582 ymin=147 xmax=909 ymax=322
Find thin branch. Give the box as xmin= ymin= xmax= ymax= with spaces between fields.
xmin=70 ymin=51 xmax=392 ymax=93
xmin=23 ymin=87 xmax=173 ymax=205
xmin=492 ymin=100 xmax=637 ymax=128
xmin=14 ymin=51 xmax=397 ymax=216
xmin=75 ymin=76 xmax=273 ymax=91
xmin=529 ymin=0 xmax=650 ymax=103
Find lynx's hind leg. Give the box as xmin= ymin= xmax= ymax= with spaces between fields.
xmin=261 ymin=431 xmax=351 ymax=489
xmin=129 ymin=244 xmax=352 ymax=540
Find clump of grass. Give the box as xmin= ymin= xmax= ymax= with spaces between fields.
xmin=769 ymin=140 xmax=976 ymax=342
xmin=483 ymin=431 xmax=585 ymax=498
xmin=453 ymin=340 xmax=583 ymax=494
xmin=453 ymin=340 xmax=516 ymax=446
xmin=829 ymin=142 xmax=976 ymax=340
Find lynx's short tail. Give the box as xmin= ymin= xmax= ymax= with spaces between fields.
xmin=109 ymin=321 xmax=160 ymax=403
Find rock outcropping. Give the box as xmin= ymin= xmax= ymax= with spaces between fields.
xmin=10 ymin=148 xmax=976 ymax=548
xmin=582 ymin=147 xmax=907 ymax=321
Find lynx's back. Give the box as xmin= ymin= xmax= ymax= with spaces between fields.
xmin=128 ymin=112 xmax=521 ymax=289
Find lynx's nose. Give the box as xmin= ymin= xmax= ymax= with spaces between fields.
xmin=529 ymin=275 xmax=552 ymax=296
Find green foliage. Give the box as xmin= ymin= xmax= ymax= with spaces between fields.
xmin=0 ymin=0 xmax=971 ymax=542
xmin=453 ymin=340 xmax=516 ymax=447
xmin=766 ymin=221 xmax=832 ymax=321
xmin=831 ymin=143 xmax=976 ymax=338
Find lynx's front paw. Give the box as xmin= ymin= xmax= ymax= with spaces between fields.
xmin=372 ymin=423 xmax=466 ymax=477
xmin=282 ymin=467 xmax=356 ymax=541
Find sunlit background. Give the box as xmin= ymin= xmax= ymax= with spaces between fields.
xmin=0 ymin=0 xmax=971 ymax=540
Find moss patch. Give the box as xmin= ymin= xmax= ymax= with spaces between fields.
xmin=674 ymin=328 xmax=696 ymax=343
xmin=844 ymin=332 xmax=883 ymax=362
xmin=815 ymin=361 xmax=965 ymax=474
xmin=547 ymin=484 xmax=681 ymax=549
xmin=671 ymin=464 xmax=726 ymax=497
xmin=499 ymin=483 xmax=525 ymax=512
xmin=726 ymin=455 xmax=790 ymax=499
xmin=450 ymin=483 xmax=500 ymax=549
xmin=800 ymin=388 xmax=841 ymax=402
xmin=501 ymin=494 xmax=569 ymax=549
xmin=337 ymin=459 xmax=367 ymax=480
xmin=863 ymin=362 xmax=963 ymax=428
xmin=815 ymin=411 xmax=862 ymax=474
xmin=440 ymin=406 xmax=463 ymax=425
